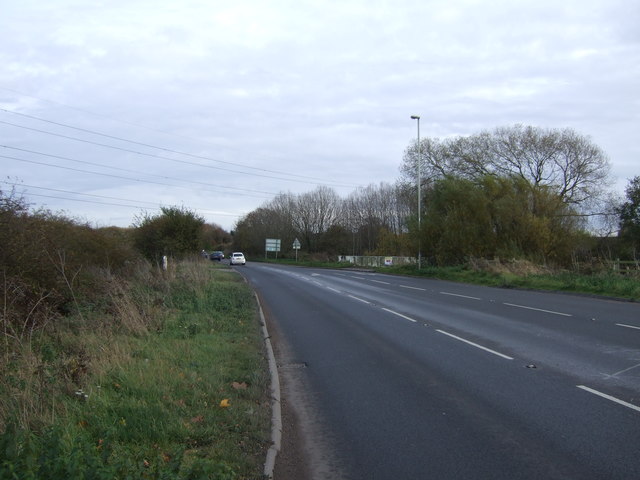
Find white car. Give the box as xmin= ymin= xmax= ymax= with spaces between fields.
xmin=230 ymin=252 xmax=246 ymax=265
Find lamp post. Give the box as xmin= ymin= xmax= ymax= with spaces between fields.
xmin=410 ymin=115 xmax=421 ymax=269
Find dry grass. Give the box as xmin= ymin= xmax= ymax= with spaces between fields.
xmin=1 ymin=258 xmax=270 ymax=478
xmin=467 ymin=257 xmax=555 ymax=276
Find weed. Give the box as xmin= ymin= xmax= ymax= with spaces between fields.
xmin=1 ymin=260 xmax=270 ymax=479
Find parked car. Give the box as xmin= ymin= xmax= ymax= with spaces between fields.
xmin=230 ymin=252 xmax=246 ymax=265
xmin=210 ymin=251 xmax=224 ymax=261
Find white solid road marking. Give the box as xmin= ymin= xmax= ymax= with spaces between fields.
xmin=616 ymin=323 xmax=640 ymax=330
xmin=400 ymin=285 xmax=426 ymax=291
xmin=348 ymin=295 xmax=371 ymax=304
xmin=577 ymin=385 xmax=640 ymax=413
xmin=436 ymin=330 xmax=514 ymax=360
xmin=371 ymin=280 xmax=391 ymax=285
xmin=503 ymin=303 xmax=572 ymax=317
xmin=382 ymin=308 xmax=417 ymax=323
xmin=440 ymin=291 xmax=481 ymax=300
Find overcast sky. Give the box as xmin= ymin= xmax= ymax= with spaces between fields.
xmin=1 ymin=0 xmax=638 ymax=231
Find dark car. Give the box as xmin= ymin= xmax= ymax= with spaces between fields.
xmin=209 ymin=251 xmax=224 ymax=261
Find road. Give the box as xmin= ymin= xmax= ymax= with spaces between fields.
xmin=237 ymin=263 xmax=640 ymax=479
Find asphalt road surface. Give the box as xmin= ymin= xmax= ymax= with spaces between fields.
xmin=237 ymin=263 xmax=640 ymax=480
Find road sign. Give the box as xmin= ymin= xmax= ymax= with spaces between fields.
xmin=265 ymin=238 xmax=281 ymax=252
xmin=293 ymin=238 xmax=301 ymax=261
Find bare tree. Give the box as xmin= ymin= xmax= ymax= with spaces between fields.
xmin=401 ymin=125 xmax=611 ymax=208
xmin=293 ymin=186 xmax=340 ymax=252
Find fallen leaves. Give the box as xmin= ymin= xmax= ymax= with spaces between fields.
xmin=190 ymin=415 xmax=204 ymax=424
xmin=219 ymin=399 xmax=231 ymax=408
xmin=231 ymin=381 xmax=247 ymax=390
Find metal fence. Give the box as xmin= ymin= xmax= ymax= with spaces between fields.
xmin=337 ymin=255 xmax=417 ymax=267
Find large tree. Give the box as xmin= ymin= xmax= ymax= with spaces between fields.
xmin=401 ymin=125 xmax=611 ymax=208
xmin=420 ymin=175 xmax=583 ymax=265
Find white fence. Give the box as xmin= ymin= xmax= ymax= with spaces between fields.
xmin=337 ymin=255 xmax=416 ymax=267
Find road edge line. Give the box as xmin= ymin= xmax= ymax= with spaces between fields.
xmin=255 ymin=292 xmax=282 ymax=479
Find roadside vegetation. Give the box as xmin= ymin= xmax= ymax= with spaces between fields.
xmin=1 ymin=191 xmax=269 ymax=479
xmin=235 ymin=126 xmax=639 ymax=301
xmin=383 ymin=260 xmax=640 ymax=300
xmin=259 ymin=257 xmax=640 ymax=300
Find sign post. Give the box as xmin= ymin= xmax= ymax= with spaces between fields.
xmin=265 ymin=238 xmax=281 ymax=259
xmin=292 ymin=238 xmax=301 ymax=261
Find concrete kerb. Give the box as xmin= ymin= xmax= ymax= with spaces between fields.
xmin=232 ymin=268 xmax=282 ymax=478
xmin=256 ymin=292 xmax=282 ymax=479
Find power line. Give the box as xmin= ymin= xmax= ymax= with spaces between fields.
xmin=1 ymin=144 xmax=277 ymax=197
xmin=2 ymin=180 xmax=159 ymax=206
xmin=0 ymin=89 xmax=364 ymax=188
xmin=1 ymin=153 xmax=271 ymax=199
xmin=3 ymin=181 xmax=244 ymax=218
xmin=0 ymin=109 xmax=363 ymax=189
xmin=2 ymin=118 xmax=357 ymax=188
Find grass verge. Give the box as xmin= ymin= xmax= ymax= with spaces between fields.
xmin=379 ymin=264 xmax=640 ymax=300
xmin=1 ymin=261 xmax=270 ymax=479
xmin=255 ymin=258 xmax=640 ymax=301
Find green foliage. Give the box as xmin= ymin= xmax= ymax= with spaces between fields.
xmin=379 ymin=262 xmax=639 ymax=300
xmin=422 ymin=177 xmax=494 ymax=264
xmin=1 ymin=261 xmax=269 ymax=479
xmin=369 ymin=228 xmax=412 ymax=256
xmin=616 ymin=176 xmax=640 ymax=257
xmin=419 ymin=175 xmax=583 ymax=265
xmin=318 ymin=224 xmax=352 ymax=254
xmin=200 ymin=223 xmax=232 ymax=252
xmin=0 ymin=422 xmax=236 ymax=479
xmin=132 ymin=206 xmax=205 ymax=261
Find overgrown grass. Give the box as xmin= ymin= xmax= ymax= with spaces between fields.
xmin=1 ymin=260 xmax=270 ymax=479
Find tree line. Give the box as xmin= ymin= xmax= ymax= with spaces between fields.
xmin=233 ymin=124 xmax=638 ymax=265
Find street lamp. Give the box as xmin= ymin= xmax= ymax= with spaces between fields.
xmin=410 ymin=115 xmax=421 ymax=269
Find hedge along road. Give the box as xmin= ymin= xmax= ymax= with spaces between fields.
xmin=236 ymin=262 xmax=640 ymax=480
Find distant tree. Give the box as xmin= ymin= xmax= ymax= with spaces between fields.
xmin=293 ymin=186 xmax=340 ymax=252
xmin=370 ymin=227 xmax=412 ymax=256
xmin=233 ymin=182 xmax=412 ymax=257
xmin=201 ymin=223 xmax=232 ymax=251
xmin=233 ymin=207 xmax=279 ymax=255
xmin=232 ymin=192 xmax=301 ymax=256
xmin=340 ymin=183 xmax=412 ymax=255
xmin=318 ymin=224 xmax=352 ymax=254
xmin=616 ymin=176 xmax=640 ymax=258
xmin=132 ymin=206 xmax=204 ymax=261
